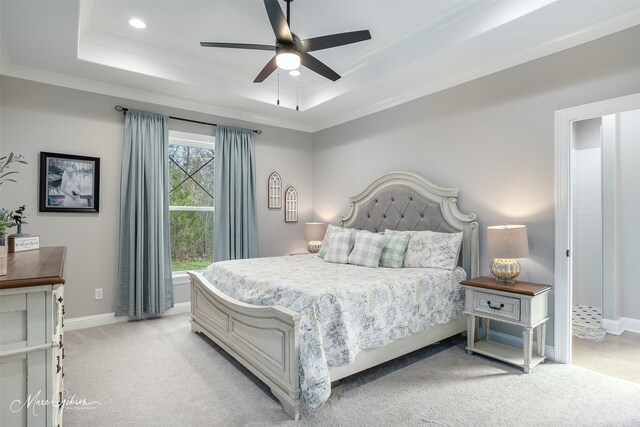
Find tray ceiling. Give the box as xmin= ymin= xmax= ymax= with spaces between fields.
xmin=2 ymin=0 xmax=640 ymax=131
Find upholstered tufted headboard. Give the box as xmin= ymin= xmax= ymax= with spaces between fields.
xmin=340 ymin=171 xmax=479 ymax=278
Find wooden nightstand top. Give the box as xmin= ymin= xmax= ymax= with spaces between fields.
xmin=460 ymin=276 xmax=551 ymax=297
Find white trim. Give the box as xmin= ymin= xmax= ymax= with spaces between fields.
xmin=602 ymin=317 xmax=640 ymax=335
xmin=489 ymin=330 xmax=556 ymax=362
xmin=169 ymin=206 xmax=214 ymax=212
xmin=554 ymin=92 xmax=640 ymax=364
xmin=169 ymin=130 xmax=215 ymax=145
xmin=64 ymin=302 xmax=191 ymax=331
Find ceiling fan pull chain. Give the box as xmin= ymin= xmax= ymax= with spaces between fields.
xmin=296 ymin=75 xmax=299 ymax=111
xmin=277 ymin=70 xmax=280 ymax=106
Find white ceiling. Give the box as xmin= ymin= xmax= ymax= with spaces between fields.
xmin=1 ymin=0 xmax=640 ymax=132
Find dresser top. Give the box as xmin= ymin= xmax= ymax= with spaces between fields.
xmin=0 ymin=247 xmax=66 ymax=290
xmin=460 ymin=276 xmax=551 ymax=296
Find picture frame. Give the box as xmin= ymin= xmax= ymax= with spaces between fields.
xmin=284 ymin=186 xmax=298 ymax=223
xmin=39 ymin=152 xmax=100 ymax=213
xmin=268 ymin=171 xmax=282 ymax=209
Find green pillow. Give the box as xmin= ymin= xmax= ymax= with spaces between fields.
xmin=379 ymin=231 xmax=411 ymax=268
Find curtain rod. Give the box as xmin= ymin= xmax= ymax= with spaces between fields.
xmin=114 ymin=105 xmax=262 ymax=135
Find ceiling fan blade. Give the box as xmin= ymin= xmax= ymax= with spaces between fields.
xmin=254 ymin=56 xmax=278 ymax=83
xmin=301 ymin=53 xmax=340 ymax=81
xmin=301 ymin=30 xmax=371 ymax=52
xmin=264 ymin=0 xmax=293 ymax=43
xmin=200 ymin=42 xmax=275 ymax=51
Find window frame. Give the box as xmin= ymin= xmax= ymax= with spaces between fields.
xmin=168 ymin=130 xmax=215 ymax=275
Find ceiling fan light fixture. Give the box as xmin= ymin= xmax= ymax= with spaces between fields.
xmin=289 ymin=69 xmax=301 ymax=77
xmin=276 ymin=52 xmax=300 ymax=71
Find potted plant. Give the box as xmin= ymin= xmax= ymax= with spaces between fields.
xmin=0 ymin=153 xmax=27 ymax=186
xmin=0 ymin=152 xmax=27 ymax=275
xmin=0 ymin=209 xmax=9 ymax=245
xmin=8 ymin=205 xmax=28 ymax=237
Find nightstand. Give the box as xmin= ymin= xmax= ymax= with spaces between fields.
xmin=461 ymin=276 xmax=552 ymax=373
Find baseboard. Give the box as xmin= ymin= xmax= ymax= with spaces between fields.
xmin=488 ymin=330 xmax=556 ymax=362
xmin=65 ymin=302 xmax=191 ymax=331
xmin=602 ymin=317 xmax=640 ymax=335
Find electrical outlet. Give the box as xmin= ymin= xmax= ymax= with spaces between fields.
xmin=95 ymin=288 xmax=103 ymax=300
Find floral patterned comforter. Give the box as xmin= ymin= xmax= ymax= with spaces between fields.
xmin=203 ymin=254 xmax=466 ymax=408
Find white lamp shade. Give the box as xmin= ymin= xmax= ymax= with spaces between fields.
xmin=276 ymin=52 xmax=300 ymax=70
xmin=487 ymin=225 xmax=529 ymax=259
xmin=304 ymin=222 xmax=327 ymax=242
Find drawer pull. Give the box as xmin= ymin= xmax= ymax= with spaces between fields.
xmin=56 ymin=356 xmax=61 ymax=373
xmin=59 ymin=335 xmax=63 ymax=349
xmin=58 ymin=296 xmax=63 ymax=303
xmin=62 ymin=348 xmax=65 ymax=359
xmin=62 ymin=304 xmax=65 ymax=316
xmin=487 ymin=301 xmax=505 ymax=311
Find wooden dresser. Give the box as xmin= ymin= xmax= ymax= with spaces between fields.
xmin=0 ymin=247 xmax=66 ymax=427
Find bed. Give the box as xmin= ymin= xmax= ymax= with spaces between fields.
xmin=188 ymin=171 xmax=479 ymax=419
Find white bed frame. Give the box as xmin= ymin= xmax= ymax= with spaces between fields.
xmin=189 ymin=171 xmax=479 ymax=420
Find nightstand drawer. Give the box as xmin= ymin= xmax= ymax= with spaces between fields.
xmin=472 ymin=291 xmax=521 ymax=321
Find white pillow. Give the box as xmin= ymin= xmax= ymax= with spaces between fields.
xmin=323 ymin=230 xmax=353 ymax=264
xmin=348 ymin=231 xmax=386 ymax=268
xmin=401 ymin=230 xmax=463 ymax=270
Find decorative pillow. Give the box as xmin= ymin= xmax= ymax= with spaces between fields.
xmin=379 ymin=231 xmax=412 ymax=268
xmin=318 ymin=225 xmax=356 ymax=258
xmin=348 ymin=231 xmax=386 ymax=268
xmin=323 ymin=230 xmax=353 ymax=264
xmin=402 ymin=230 xmax=463 ymax=270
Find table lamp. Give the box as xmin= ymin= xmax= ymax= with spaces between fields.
xmin=304 ymin=222 xmax=327 ymax=253
xmin=487 ymin=224 xmax=529 ymax=283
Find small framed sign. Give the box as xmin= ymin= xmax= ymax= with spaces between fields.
xmin=9 ymin=235 xmax=40 ymax=253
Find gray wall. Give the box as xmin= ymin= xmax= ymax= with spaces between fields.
xmin=571 ymin=118 xmax=602 ymax=310
xmin=618 ymin=108 xmax=640 ymax=320
xmin=311 ymin=26 xmax=640 ymax=344
xmin=0 ymin=76 xmax=313 ymax=318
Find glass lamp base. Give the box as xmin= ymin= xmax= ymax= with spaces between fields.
xmin=490 ymin=258 xmax=521 ymax=284
xmin=307 ymin=241 xmax=322 ymax=253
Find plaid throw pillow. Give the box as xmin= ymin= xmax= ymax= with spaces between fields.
xmin=379 ymin=231 xmax=411 ymax=268
xmin=323 ymin=230 xmax=353 ymax=264
xmin=348 ymin=231 xmax=386 ymax=268
xmin=318 ymin=225 xmax=355 ymax=258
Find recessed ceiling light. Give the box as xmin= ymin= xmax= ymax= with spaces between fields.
xmin=289 ymin=70 xmax=301 ymax=77
xmin=129 ymin=18 xmax=146 ymax=29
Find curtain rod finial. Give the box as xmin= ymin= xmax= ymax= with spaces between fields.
xmin=114 ymin=105 xmax=125 ymax=112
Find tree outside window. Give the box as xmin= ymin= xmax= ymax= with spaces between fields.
xmin=168 ymin=131 xmax=214 ymax=272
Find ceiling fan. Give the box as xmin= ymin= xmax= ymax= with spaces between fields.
xmin=201 ymin=0 xmax=371 ymax=83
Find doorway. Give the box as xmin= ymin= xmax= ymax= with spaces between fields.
xmin=554 ymin=92 xmax=640 ymax=365
xmin=570 ymin=117 xmax=605 ymax=342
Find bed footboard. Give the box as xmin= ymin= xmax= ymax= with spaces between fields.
xmin=188 ymin=272 xmax=301 ymax=420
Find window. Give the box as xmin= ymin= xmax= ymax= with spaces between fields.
xmin=168 ymin=130 xmax=214 ymax=272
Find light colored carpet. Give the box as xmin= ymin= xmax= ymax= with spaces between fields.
xmin=64 ymin=314 xmax=640 ymax=426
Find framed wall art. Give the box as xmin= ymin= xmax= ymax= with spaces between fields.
xmin=284 ymin=186 xmax=298 ymax=223
xmin=268 ymin=171 xmax=282 ymax=209
xmin=39 ymin=152 xmax=100 ymax=213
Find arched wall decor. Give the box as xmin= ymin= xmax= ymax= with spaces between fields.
xmin=284 ymin=186 xmax=298 ymax=223
xmin=268 ymin=171 xmax=282 ymax=209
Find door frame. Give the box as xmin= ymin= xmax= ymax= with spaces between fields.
xmin=554 ymin=92 xmax=640 ymax=363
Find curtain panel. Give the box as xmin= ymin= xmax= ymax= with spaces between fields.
xmin=214 ymin=125 xmax=259 ymax=261
xmin=116 ymin=109 xmax=173 ymax=316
